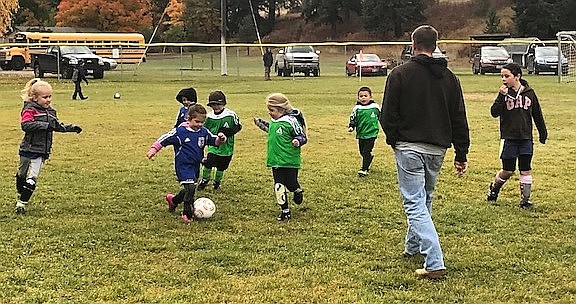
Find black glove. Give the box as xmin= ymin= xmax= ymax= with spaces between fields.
xmin=71 ymin=125 xmax=83 ymax=134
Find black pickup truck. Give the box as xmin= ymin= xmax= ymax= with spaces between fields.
xmin=32 ymin=46 xmax=105 ymax=79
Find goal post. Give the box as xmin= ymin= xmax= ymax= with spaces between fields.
xmin=557 ymin=31 xmax=576 ymax=83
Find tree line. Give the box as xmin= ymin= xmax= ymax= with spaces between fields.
xmin=2 ymin=0 xmax=575 ymax=42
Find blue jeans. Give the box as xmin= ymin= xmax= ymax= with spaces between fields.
xmin=394 ymin=149 xmax=446 ymax=271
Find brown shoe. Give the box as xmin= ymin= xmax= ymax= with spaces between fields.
xmin=415 ymin=268 xmax=445 ymax=280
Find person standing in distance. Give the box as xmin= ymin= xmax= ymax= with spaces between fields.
xmin=380 ymin=25 xmax=470 ymax=280
xmin=72 ymin=60 xmax=88 ymax=100
xmin=263 ymin=47 xmax=273 ymax=81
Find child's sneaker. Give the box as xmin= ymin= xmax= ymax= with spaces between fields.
xmin=165 ymin=193 xmax=177 ymax=212
xmin=181 ymin=214 xmax=194 ymax=223
xmin=293 ymin=189 xmax=304 ymax=205
xmin=487 ymin=183 xmax=499 ymax=202
xmin=358 ymin=170 xmax=368 ymax=177
xmin=276 ymin=209 xmax=291 ymax=221
xmin=15 ymin=201 xmax=26 ymax=214
xmin=520 ymin=200 xmax=533 ymax=209
xmin=213 ymin=182 xmax=221 ymax=190
xmin=197 ymin=179 xmax=209 ymax=190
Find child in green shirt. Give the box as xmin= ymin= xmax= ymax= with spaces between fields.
xmin=254 ymin=93 xmax=307 ymax=221
xmin=198 ymin=91 xmax=242 ymax=190
xmin=348 ymin=86 xmax=380 ymax=177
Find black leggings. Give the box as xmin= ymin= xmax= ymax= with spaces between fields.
xmin=358 ymin=137 xmax=376 ymax=171
xmin=272 ymin=167 xmax=300 ymax=192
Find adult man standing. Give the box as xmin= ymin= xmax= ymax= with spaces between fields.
xmin=380 ymin=25 xmax=470 ymax=280
xmin=72 ymin=60 xmax=88 ymax=100
xmin=263 ymin=47 xmax=273 ymax=80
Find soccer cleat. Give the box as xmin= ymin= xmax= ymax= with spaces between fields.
xmin=15 ymin=201 xmax=26 ymax=215
xmin=293 ymin=189 xmax=304 ymax=205
xmin=181 ymin=214 xmax=194 ymax=223
xmin=165 ymin=193 xmax=177 ymax=212
xmin=276 ymin=209 xmax=291 ymax=221
xmin=213 ymin=182 xmax=221 ymax=190
xmin=197 ymin=179 xmax=209 ymax=190
xmin=487 ymin=183 xmax=499 ymax=202
xmin=520 ymin=200 xmax=533 ymax=209
xmin=358 ymin=170 xmax=368 ymax=177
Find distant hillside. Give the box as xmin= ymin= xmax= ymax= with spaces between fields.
xmin=264 ymin=0 xmax=514 ymax=42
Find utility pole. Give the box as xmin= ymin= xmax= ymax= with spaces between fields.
xmin=221 ymin=0 xmax=227 ymax=76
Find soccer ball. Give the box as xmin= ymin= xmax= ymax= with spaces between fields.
xmin=113 ymin=92 xmax=121 ymax=99
xmin=193 ymin=197 xmax=216 ymax=219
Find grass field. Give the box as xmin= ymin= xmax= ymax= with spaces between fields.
xmin=1 ymin=52 xmax=576 ymax=303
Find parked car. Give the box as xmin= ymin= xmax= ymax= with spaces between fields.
xmin=401 ymin=45 xmax=447 ymax=64
xmin=101 ymin=57 xmax=117 ymax=70
xmin=275 ymin=45 xmax=320 ymax=77
xmin=472 ymin=46 xmax=513 ymax=75
xmin=526 ymin=46 xmax=569 ymax=75
xmin=32 ymin=45 xmax=105 ymax=79
xmin=345 ymin=53 xmax=387 ymax=76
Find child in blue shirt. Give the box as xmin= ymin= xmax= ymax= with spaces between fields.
xmin=174 ymin=87 xmax=197 ymax=128
xmin=147 ymin=104 xmax=226 ymax=223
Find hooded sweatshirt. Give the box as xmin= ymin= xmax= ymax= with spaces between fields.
xmin=380 ymin=54 xmax=470 ymax=162
xmin=490 ymin=83 xmax=547 ymax=141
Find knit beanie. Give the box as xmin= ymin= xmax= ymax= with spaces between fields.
xmin=266 ymin=93 xmax=292 ymax=110
xmin=207 ymin=90 xmax=227 ymax=106
xmin=176 ymin=87 xmax=197 ymax=104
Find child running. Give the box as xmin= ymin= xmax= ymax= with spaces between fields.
xmin=174 ymin=87 xmax=197 ymax=128
xmin=197 ymin=90 xmax=242 ymax=190
xmin=348 ymin=86 xmax=380 ymax=177
xmin=254 ymin=93 xmax=307 ymax=221
xmin=15 ymin=78 xmax=83 ymax=214
xmin=147 ymin=104 xmax=227 ymax=223
xmin=487 ymin=62 xmax=547 ymax=209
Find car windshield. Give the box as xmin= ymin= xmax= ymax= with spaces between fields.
xmin=483 ymin=47 xmax=509 ymax=57
xmin=288 ymin=46 xmax=314 ymax=53
xmin=60 ymin=46 xmax=92 ymax=55
xmin=535 ymin=47 xmax=558 ymax=57
xmin=357 ymin=54 xmax=380 ymax=62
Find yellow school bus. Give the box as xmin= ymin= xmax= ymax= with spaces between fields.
xmin=0 ymin=32 xmax=146 ymax=70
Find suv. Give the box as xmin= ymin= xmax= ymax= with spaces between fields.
xmin=526 ymin=46 xmax=569 ymax=75
xmin=472 ymin=46 xmax=513 ymax=74
xmin=275 ymin=45 xmax=320 ymax=77
xmin=401 ymin=45 xmax=447 ymax=64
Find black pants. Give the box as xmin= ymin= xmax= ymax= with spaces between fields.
xmin=358 ymin=137 xmax=376 ymax=171
xmin=72 ymin=81 xmax=85 ymax=99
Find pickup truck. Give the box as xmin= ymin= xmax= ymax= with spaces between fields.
xmin=32 ymin=45 xmax=105 ymax=79
xmin=275 ymin=45 xmax=320 ymax=77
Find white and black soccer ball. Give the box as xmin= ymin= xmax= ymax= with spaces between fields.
xmin=193 ymin=197 xmax=216 ymax=219
xmin=113 ymin=92 xmax=121 ymax=99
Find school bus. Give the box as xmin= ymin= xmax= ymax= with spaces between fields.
xmin=0 ymin=32 xmax=146 ymax=70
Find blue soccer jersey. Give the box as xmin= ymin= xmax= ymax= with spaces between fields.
xmin=155 ymin=125 xmax=218 ymax=181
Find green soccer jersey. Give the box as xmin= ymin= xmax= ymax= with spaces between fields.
xmin=349 ymin=101 xmax=380 ymax=139
xmin=204 ymin=108 xmax=241 ymax=156
xmin=267 ymin=115 xmax=305 ymax=168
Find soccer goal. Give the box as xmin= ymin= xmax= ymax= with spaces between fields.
xmin=557 ymin=31 xmax=576 ymax=83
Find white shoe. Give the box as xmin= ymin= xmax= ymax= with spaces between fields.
xmin=15 ymin=201 xmax=27 ymax=214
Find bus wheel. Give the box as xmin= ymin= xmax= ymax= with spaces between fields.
xmin=11 ymin=57 xmax=26 ymax=71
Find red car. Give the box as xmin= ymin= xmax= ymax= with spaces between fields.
xmin=346 ymin=53 xmax=387 ymax=76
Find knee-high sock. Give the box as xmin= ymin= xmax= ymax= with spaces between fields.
xmin=274 ymin=183 xmax=289 ymax=210
xmin=492 ymin=170 xmax=509 ymax=192
xmin=16 ymin=175 xmax=26 ymax=195
xmin=214 ymin=170 xmax=224 ymax=183
xmin=20 ymin=178 xmax=37 ymax=202
xmin=520 ymin=174 xmax=532 ymax=202
xmin=182 ymin=183 xmax=196 ymax=218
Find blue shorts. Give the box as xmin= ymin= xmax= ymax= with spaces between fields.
xmin=500 ymin=139 xmax=533 ymax=160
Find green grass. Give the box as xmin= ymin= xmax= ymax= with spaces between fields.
xmin=1 ymin=52 xmax=576 ymax=303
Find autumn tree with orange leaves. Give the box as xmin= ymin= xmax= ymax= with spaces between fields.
xmin=0 ymin=0 xmax=19 ymax=35
xmin=55 ymin=0 xmax=152 ymax=32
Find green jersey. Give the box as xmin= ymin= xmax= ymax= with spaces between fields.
xmin=349 ymin=100 xmax=380 ymax=139
xmin=267 ymin=114 xmax=305 ymax=168
xmin=204 ymin=108 xmax=241 ymax=156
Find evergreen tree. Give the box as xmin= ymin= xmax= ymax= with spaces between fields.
xmin=512 ymin=0 xmax=558 ymax=38
xmin=362 ymin=0 xmax=429 ymax=38
xmin=302 ymin=0 xmax=361 ymax=31
xmin=484 ymin=9 xmax=500 ymax=34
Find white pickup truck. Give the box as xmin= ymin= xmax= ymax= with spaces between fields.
xmin=275 ymin=45 xmax=320 ymax=77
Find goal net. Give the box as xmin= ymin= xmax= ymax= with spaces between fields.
xmin=557 ymin=31 xmax=576 ymax=83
